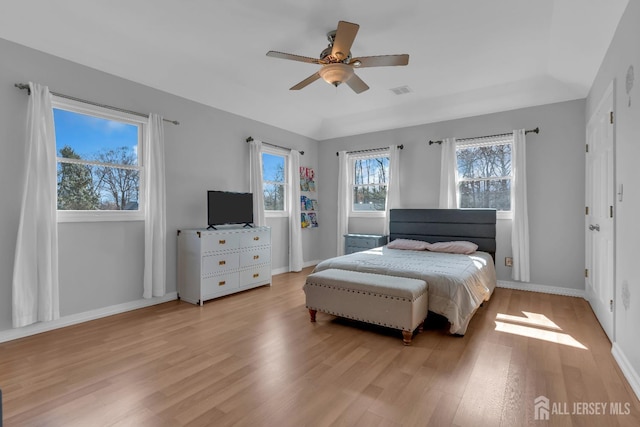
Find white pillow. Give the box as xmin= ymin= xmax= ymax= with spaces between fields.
xmin=425 ymin=241 xmax=478 ymax=255
xmin=387 ymin=239 xmax=429 ymax=250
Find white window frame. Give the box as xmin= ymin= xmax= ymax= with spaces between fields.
xmin=261 ymin=146 xmax=289 ymax=218
xmin=349 ymin=150 xmax=390 ymax=218
xmin=456 ymin=136 xmax=513 ymax=220
xmin=52 ymin=96 xmax=146 ymax=223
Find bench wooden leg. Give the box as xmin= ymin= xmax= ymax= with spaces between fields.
xmin=417 ymin=321 xmax=424 ymax=333
xmin=309 ymin=309 xmax=317 ymax=322
xmin=402 ymin=330 xmax=413 ymax=345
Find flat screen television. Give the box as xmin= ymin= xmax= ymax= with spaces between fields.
xmin=207 ymin=190 xmax=254 ymax=229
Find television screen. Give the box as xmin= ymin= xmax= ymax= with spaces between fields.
xmin=207 ymin=191 xmax=253 ymax=228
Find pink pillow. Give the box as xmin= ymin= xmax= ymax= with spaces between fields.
xmin=425 ymin=241 xmax=478 ymax=255
xmin=387 ymin=239 xmax=429 ymax=250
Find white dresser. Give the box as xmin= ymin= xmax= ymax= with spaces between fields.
xmin=177 ymin=226 xmax=271 ymax=305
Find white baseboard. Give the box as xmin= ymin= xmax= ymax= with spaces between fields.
xmin=272 ymin=260 xmax=320 ymax=276
xmin=0 ymin=292 xmax=178 ymax=344
xmin=304 ymin=259 xmax=321 ymax=269
xmin=497 ymin=280 xmax=585 ymax=298
xmin=612 ymin=343 xmax=640 ymax=401
xmin=271 ymin=266 xmax=289 ymax=276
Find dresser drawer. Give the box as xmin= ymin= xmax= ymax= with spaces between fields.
xmin=202 ymin=252 xmax=239 ymax=276
xmin=239 ymin=247 xmax=271 ymax=268
xmin=349 ymin=237 xmax=379 ymax=248
xmin=240 ymin=229 xmax=270 ymax=248
xmin=344 ymin=234 xmax=388 ymax=254
xmin=202 ymin=273 xmax=240 ymax=297
xmin=201 ymin=232 xmax=240 ymax=253
xmin=345 ymin=245 xmax=365 ymax=255
xmin=239 ymin=264 xmax=271 ymax=287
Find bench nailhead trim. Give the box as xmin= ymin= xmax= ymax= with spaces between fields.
xmin=304 ymin=281 xmax=427 ymax=302
xmin=306 ymin=305 xmax=416 ymax=331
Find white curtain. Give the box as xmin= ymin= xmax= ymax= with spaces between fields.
xmin=12 ymin=82 xmax=59 ymax=328
xmin=288 ymin=150 xmax=303 ymax=271
xmin=439 ymin=137 xmax=458 ymax=208
xmin=511 ymin=129 xmax=530 ymax=281
xmin=249 ymin=139 xmax=266 ymax=227
xmin=336 ymin=151 xmax=349 ymax=256
xmin=384 ymin=145 xmax=400 ymax=236
xmin=143 ymin=113 xmax=167 ymax=298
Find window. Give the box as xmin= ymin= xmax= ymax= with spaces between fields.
xmin=351 ymin=152 xmax=389 ymax=215
xmin=53 ymin=97 xmax=145 ymax=221
xmin=456 ymin=136 xmax=512 ymax=213
xmin=262 ymin=149 xmax=287 ymax=214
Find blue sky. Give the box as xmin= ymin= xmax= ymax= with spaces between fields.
xmin=262 ymin=152 xmax=284 ymax=181
xmin=53 ymin=108 xmax=139 ymax=161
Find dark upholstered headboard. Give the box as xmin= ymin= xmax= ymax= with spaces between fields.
xmin=389 ymin=209 xmax=497 ymax=257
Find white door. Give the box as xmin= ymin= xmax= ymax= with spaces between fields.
xmin=585 ymin=82 xmax=615 ymax=341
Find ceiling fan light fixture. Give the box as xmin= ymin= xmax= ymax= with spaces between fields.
xmin=266 ymin=20 xmax=409 ymax=93
xmin=318 ymin=63 xmax=354 ymax=87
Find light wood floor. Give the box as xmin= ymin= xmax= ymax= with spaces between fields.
xmin=1 ymin=267 xmax=639 ymax=426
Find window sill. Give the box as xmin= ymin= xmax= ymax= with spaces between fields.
xmin=349 ymin=211 xmax=386 ymax=218
xmin=265 ymin=211 xmax=289 ymax=218
xmin=497 ymin=211 xmax=513 ymax=220
xmin=57 ymin=211 xmax=144 ymax=223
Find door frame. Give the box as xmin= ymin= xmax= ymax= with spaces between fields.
xmin=585 ymin=80 xmax=616 ymax=342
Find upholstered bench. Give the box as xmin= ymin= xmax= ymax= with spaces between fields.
xmin=303 ymin=269 xmax=428 ymax=345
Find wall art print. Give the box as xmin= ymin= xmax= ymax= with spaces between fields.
xmin=301 ymin=212 xmax=318 ymax=229
xmin=300 ymin=166 xmax=316 ymax=192
xmin=300 ymin=166 xmax=318 ymax=228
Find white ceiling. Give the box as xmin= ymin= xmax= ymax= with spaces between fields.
xmin=0 ymin=0 xmax=628 ymax=140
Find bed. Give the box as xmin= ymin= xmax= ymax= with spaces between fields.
xmin=312 ymin=208 xmax=497 ymax=335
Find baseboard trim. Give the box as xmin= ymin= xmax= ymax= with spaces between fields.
xmin=497 ymin=280 xmax=585 ymax=298
xmin=272 ymin=260 xmax=320 ymax=276
xmin=612 ymin=343 xmax=640 ymax=401
xmin=272 ymin=266 xmax=289 ymax=276
xmin=0 ymin=292 xmax=178 ymax=344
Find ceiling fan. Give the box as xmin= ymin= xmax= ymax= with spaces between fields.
xmin=266 ymin=20 xmax=409 ymax=94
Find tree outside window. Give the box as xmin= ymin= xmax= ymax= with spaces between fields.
xmin=456 ymin=139 xmax=512 ymax=211
xmin=262 ymin=152 xmax=286 ymax=211
xmin=53 ymin=106 xmax=142 ymax=214
xmin=352 ymin=155 xmax=389 ymax=212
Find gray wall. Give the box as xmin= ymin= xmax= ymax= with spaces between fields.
xmin=0 ymin=38 xmax=319 ymax=332
xmin=588 ymin=0 xmax=640 ymax=395
xmin=318 ymin=99 xmax=586 ymax=289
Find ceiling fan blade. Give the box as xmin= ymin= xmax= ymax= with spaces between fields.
xmin=267 ymin=51 xmax=326 ymax=64
xmin=290 ymin=72 xmax=322 ymax=90
xmin=351 ymin=54 xmax=409 ymax=68
xmin=345 ymin=73 xmax=369 ymax=94
xmin=331 ymin=21 xmax=359 ymax=61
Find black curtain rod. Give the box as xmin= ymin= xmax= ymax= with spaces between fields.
xmin=428 ymin=127 xmax=539 ymax=145
xmin=245 ymin=136 xmax=304 ymax=155
xmin=336 ymin=144 xmax=404 ymax=156
xmin=14 ymin=83 xmax=180 ymax=125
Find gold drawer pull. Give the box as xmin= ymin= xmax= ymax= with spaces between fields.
xmin=253 ymin=255 xmax=259 ymax=260
xmin=218 ymin=281 xmax=226 ymax=286
xmin=219 ymin=260 xmax=226 ymax=266
xmin=253 ymin=236 xmax=260 ymax=241
xmin=253 ymin=273 xmax=259 ymax=278
xmin=219 ymin=239 xmax=226 ymax=244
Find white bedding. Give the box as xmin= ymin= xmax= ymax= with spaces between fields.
xmin=312 ymin=247 xmax=497 ymax=335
